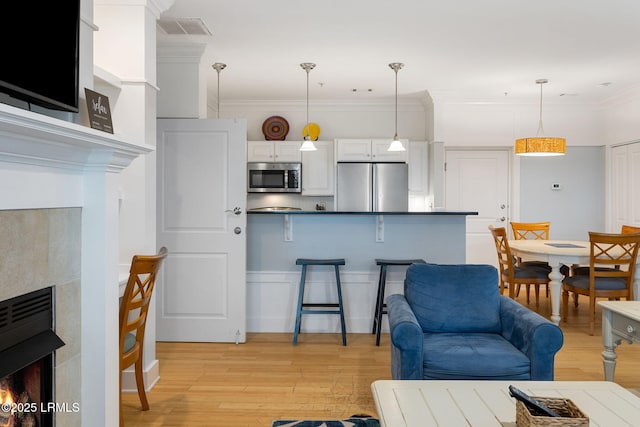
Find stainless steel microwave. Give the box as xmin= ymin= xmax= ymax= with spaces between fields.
xmin=247 ymin=162 xmax=301 ymax=193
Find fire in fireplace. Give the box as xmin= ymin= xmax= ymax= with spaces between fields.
xmin=0 ymin=358 xmax=46 ymax=427
xmin=0 ymin=288 xmax=64 ymax=427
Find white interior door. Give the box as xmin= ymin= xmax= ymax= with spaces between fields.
xmin=611 ymin=142 xmax=640 ymax=232
xmin=445 ymin=149 xmax=510 ymax=267
xmin=156 ymin=118 xmax=247 ymax=342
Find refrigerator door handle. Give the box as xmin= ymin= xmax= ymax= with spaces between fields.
xmin=372 ymin=164 xmax=378 ymax=212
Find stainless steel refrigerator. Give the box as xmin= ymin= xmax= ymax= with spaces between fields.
xmin=336 ymin=162 xmax=408 ymax=211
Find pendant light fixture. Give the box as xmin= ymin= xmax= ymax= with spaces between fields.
xmin=388 ymin=62 xmax=406 ymax=152
xmin=212 ymin=62 xmax=227 ymax=119
xmin=515 ymin=79 xmax=566 ymax=156
xmin=299 ymin=62 xmax=317 ymax=151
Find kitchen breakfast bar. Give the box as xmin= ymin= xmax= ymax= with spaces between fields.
xmin=246 ymin=210 xmax=477 ymax=335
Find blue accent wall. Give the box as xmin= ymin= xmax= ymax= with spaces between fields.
xmin=520 ymin=146 xmax=604 ymax=239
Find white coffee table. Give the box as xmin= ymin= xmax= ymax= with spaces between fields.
xmin=371 ymin=380 xmax=640 ymax=426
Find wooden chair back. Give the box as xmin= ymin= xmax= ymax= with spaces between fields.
xmin=119 ymin=246 xmax=168 ymax=426
xmin=489 ymin=225 xmax=550 ymax=303
xmin=489 ymin=225 xmax=515 ymax=295
xmin=119 ymin=246 xmax=168 ymax=367
xmin=621 ymin=225 xmax=640 ymax=234
xmin=588 ymin=232 xmax=640 ymax=287
xmin=563 ymin=232 xmax=640 ymax=335
xmin=510 ymin=221 xmax=550 ymax=240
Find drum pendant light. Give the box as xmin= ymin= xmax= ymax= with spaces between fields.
xmin=212 ymin=62 xmax=226 ymax=119
xmin=515 ymin=79 xmax=566 ymax=156
xmin=388 ymin=62 xmax=406 ymax=152
xmin=299 ymin=63 xmax=317 ymax=151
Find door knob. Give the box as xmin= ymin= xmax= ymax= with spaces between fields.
xmin=497 ymin=216 xmax=506 ymax=222
xmin=234 ymin=227 xmax=242 ymax=234
xmin=225 ymin=207 xmax=242 ymax=215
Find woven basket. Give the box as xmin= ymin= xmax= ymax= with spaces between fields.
xmin=516 ymin=397 xmax=588 ymax=427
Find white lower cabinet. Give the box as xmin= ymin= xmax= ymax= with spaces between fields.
xmin=301 ymin=140 xmax=334 ymax=195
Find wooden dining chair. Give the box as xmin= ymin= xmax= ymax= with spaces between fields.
xmin=510 ymin=221 xmax=551 ymax=241
xmin=489 ymin=225 xmax=551 ymax=305
xmin=562 ymin=232 xmax=640 ymax=335
xmin=509 ymin=221 xmax=553 ymax=301
xmin=119 ymin=247 xmax=168 ymax=427
xmin=571 ymin=225 xmax=640 ymax=276
xmin=621 ymin=225 xmax=640 ymax=234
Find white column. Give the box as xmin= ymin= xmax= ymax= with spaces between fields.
xmin=92 ymin=0 xmax=171 ymax=424
xmin=157 ymin=42 xmax=208 ymax=118
xmin=81 ymin=166 xmax=121 ymax=427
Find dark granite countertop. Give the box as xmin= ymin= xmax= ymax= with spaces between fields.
xmin=247 ymin=210 xmax=478 ymax=215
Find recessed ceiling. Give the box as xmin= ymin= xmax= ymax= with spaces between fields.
xmin=157 ymin=0 xmax=640 ymax=104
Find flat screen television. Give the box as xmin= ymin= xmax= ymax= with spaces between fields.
xmin=0 ymin=1 xmax=81 ymax=113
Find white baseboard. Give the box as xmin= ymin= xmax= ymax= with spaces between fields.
xmin=121 ymin=359 xmax=160 ymax=393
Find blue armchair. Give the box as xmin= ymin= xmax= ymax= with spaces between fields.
xmin=387 ymin=263 xmax=563 ymax=380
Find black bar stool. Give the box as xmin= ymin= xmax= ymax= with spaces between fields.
xmin=293 ymin=258 xmax=347 ymax=346
xmin=372 ymin=258 xmax=426 ymax=346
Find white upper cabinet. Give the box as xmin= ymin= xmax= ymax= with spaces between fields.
xmin=301 ymin=140 xmax=334 ymax=196
xmin=371 ymin=138 xmax=408 ymax=162
xmin=335 ymin=138 xmax=372 ymax=161
xmin=247 ymin=140 xmax=301 ymax=162
xmin=336 ymin=138 xmax=408 ymax=162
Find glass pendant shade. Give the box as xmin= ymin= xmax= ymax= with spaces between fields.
xmin=388 ymin=136 xmax=405 ymax=152
xmin=300 ymin=137 xmax=317 ymax=151
xmin=516 ymin=79 xmax=566 ymax=156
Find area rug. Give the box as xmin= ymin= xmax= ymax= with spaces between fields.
xmin=271 ymin=416 xmax=380 ymax=427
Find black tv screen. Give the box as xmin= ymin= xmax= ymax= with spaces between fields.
xmin=0 ymin=1 xmax=81 ymax=113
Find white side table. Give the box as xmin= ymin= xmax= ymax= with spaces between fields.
xmin=600 ymin=300 xmax=640 ymax=381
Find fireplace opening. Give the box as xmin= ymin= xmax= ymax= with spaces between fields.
xmin=0 ymin=288 xmax=64 ymax=427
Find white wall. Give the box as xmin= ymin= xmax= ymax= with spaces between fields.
xmin=220 ymin=99 xmax=430 ymax=141
xmin=602 ymin=85 xmax=640 ymax=145
xmin=433 ymin=98 xmax=603 ymax=147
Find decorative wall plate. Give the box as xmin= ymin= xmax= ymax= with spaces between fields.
xmin=302 ymin=122 xmax=321 ymax=141
xmin=262 ymin=116 xmax=289 ymax=141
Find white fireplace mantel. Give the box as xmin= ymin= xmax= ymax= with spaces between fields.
xmin=0 ymin=103 xmax=153 ymax=173
xmin=0 ymin=102 xmax=153 ymax=426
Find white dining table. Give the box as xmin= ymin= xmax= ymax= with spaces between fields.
xmin=508 ymin=240 xmax=590 ymax=325
xmin=509 ymin=239 xmax=640 ymax=325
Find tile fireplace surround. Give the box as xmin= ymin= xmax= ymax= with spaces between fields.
xmin=0 ymin=208 xmax=80 ymax=426
xmin=0 ymin=103 xmax=152 ymax=427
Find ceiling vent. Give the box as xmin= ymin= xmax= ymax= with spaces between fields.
xmin=157 ymin=17 xmax=212 ymax=36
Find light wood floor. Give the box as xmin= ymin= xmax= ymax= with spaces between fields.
xmin=122 ymin=292 xmax=640 ymax=426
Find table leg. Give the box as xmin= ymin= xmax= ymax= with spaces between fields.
xmin=601 ymin=308 xmax=618 ymax=381
xmin=548 ymin=260 xmax=564 ymax=325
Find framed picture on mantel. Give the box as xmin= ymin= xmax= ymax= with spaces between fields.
xmin=84 ymin=88 xmax=114 ymax=134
